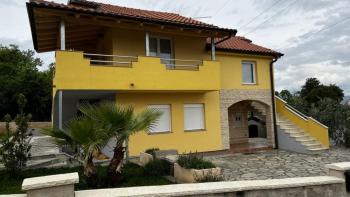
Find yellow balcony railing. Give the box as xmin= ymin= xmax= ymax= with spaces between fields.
xmin=53 ymin=51 xmax=220 ymax=91
xmin=275 ymin=96 xmax=329 ymax=148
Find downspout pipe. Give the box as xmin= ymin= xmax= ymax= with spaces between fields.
xmin=270 ymin=56 xmax=281 ymax=149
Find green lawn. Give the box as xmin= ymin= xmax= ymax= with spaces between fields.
xmin=0 ymin=163 xmax=172 ymax=194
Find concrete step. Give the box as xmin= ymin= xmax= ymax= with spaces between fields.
xmin=44 ymin=162 xmax=69 ymax=169
xmin=278 ymin=126 xmax=298 ymax=130
xmin=294 ymin=138 xmax=316 ymax=143
xmin=26 ymin=158 xmax=60 ymax=169
xmin=289 ymin=133 xmax=309 ymax=138
xmin=284 ymin=130 xmax=303 ymax=135
xmin=278 ymin=128 xmax=301 ymax=133
xmin=306 ymin=147 xmax=328 ymax=151
xmin=304 ymin=144 xmax=324 ymax=149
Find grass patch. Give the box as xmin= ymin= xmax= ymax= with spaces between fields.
xmin=0 ymin=163 xmax=172 ymax=194
xmin=0 ymin=166 xmax=87 ymax=194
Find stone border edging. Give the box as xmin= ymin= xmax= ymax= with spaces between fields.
xmin=325 ymin=162 xmax=350 ymax=171
xmin=75 ymin=176 xmax=344 ymax=197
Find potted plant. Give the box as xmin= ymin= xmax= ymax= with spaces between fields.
xmin=174 ymin=153 xmax=222 ymax=183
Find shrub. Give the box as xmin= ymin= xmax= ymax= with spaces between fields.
xmin=144 ymin=159 xmax=171 ymax=176
xmin=145 ymin=148 xmax=159 ymax=159
xmin=122 ymin=163 xmax=145 ymax=178
xmin=177 ymin=152 xmax=215 ymax=169
xmin=194 ymin=170 xmax=224 ymax=183
xmin=0 ymin=94 xmax=32 ymax=174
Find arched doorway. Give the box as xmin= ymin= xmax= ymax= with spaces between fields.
xmin=227 ymin=100 xmax=271 ymax=152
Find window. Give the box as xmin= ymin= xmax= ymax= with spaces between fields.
xmin=147 ymin=36 xmax=173 ymax=68
xmin=148 ymin=105 xmax=171 ymax=133
xmin=242 ymin=61 xmax=256 ymax=84
xmin=234 ymin=112 xmax=242 ymax=128
xmin=184 ymin=104 xmax=205 ymax=131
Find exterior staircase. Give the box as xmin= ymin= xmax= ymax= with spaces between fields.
xmin=276 ymin=114 xmax=328 ymax=154
xmin=251 ymin=101 xmax=266 ymax=116
xmin=250 ymin=101 xmax=267 ymax=121
xmin=275 ymin=96 xmax=329 ymax=154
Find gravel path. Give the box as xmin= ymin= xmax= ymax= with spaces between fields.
xmin=206 ymin=148 xmax=350 ymax=181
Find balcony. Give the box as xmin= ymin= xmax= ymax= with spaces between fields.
xmin=53 ymin=51 xmax=220 ymax=91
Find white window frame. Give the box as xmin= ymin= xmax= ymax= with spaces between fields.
xmin=146 ymin=35 xmax=173 ymax=58
xmin=242 ymin=61 xmax=257 ymax=85
xmin=147 ymin=104 xmax=172 ymax=133
xmin=184 ymin=103 xmax=205 ymax=131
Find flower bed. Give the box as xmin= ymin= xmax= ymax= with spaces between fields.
xmin=174 ymin=153 xmax=222 ymax=183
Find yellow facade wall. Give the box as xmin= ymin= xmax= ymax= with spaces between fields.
xmin=216 ymin=53 xmax=272 ymax=90
xmin=111 ymin=28 xmax=210 ymax=61
xmin=54 ymin=51 xmax=220 ymax=91
xmin=276 ymin=97 xmax=329 ymax=148
xmin=117 ymin=91 xmax=222 ymax=156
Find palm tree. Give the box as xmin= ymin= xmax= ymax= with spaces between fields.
xmin=43 ymin=116 xmax=112 ymax=187
xmin=78 ymin=102 xmax=161 ymax=185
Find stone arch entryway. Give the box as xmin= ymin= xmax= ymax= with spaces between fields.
xmin=219 ymin=90 xmax=275 ymax=152
xmin=227 ymin=100 xmax=270 ymax=151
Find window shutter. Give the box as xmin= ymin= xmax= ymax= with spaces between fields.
xmin=184 ymin=104 xmax=205 ymax=130
xmin=148 ymin=105 xmax=171 ymax=132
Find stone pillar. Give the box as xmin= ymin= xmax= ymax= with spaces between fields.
xmin=22 ymin=172 xmax=79 ymax=197
xmin=326 ymin=162 xmax=350 ymax=179
xmin=326 ymin=162 xmax=350 ymax=196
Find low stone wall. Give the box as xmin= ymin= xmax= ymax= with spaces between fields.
xmin=75 ymin=176 xmax=345 ymax=197
xmin=0 ymin=122 xmax=51 ymax=133
xmin=2 ymin=162 xmax=350 ymax=197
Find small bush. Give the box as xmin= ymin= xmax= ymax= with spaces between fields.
xmin=144 ymin=159 xmax=171 ymax=176
xmin=122 ymin=163 xmax=145 ymax=177
xmin=177 ymin=153 xmax=215 ymax=169
xmin=145 ymin=148 xmax=159 ymax=158
xmin=194 ymin=170 xmax=224 ymax=183
xmin=0 ymin=95 xmax=32 ymax=174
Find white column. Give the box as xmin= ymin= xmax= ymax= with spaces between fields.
xmin=60 ymin=20 xmax=65 ymax=50
xmin=145 ymin=32 xmax=150 ymax=56
xmin=22 ymin=172 xmax=78 ymax=197
xmin=211 ymin=37 xmax=216 ymax=61
xmin=58 ymin=90 xmax=63 ymax=130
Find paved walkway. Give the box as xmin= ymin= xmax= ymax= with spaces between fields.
xmin=205 ymin=148 xmax=350 ymax=181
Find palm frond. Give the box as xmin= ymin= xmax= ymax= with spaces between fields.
xmin=41 ymin=128 xmax=74 ymax=145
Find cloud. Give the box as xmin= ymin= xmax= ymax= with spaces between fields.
xmin=274 ymin=1 xmax=350 ymax=94
xmin=275 ymin=61 xmax=350 ymax=94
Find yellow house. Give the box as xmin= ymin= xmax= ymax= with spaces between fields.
xmin=27 ymin=0 xmax=329 ymax=156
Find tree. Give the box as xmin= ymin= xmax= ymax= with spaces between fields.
xmin=309 ymin=98 xmax=350 ymax=145
xmin=0 ymin=94 xmax=32 ymax=174
xmin=44 ymin=116 xmax=111 ymax=187
xmin=78 ymin=102 xmax=162 ymax=186
xmin=279 ymin=90 xmax=293 ymax=103
xmin=0 ymin=45 xmax=52 ymax=121
xmin=44 ymin=102 xmax=161 ymax=186
xmin=300 ymin=78 xmax=344 ymax=104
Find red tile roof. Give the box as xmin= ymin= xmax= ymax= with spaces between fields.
xmin=209 ymin=36 xmax=283 ymax=57
xmin=28 ymin=0 xmax=236 ymax=34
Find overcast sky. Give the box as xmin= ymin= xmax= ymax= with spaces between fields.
xmin=1 ymin=0 xmax=350 ymax=94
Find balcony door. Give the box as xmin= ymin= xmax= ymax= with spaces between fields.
xmin=148 ymin=36 xmax=174 ymax=68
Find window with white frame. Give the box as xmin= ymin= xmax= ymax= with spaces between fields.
xmin=184 ymin=104 xmax=205 ymax=131
xmin=147 ymin=104 xmax=171 ymax=133
xmin=147 ymin=36 xmax=173 ymax=68
xmin=242 ymin=61 xmax=256 ymax=84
